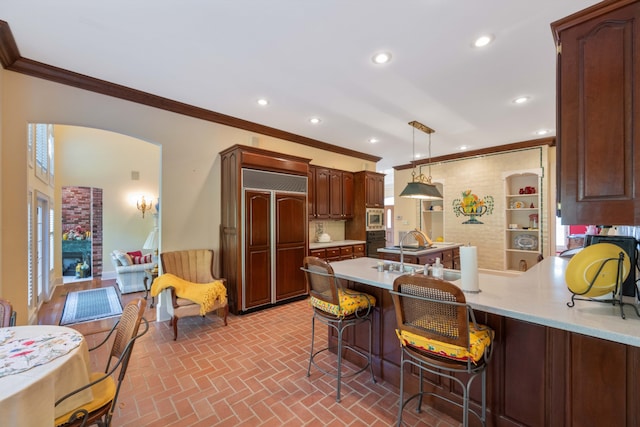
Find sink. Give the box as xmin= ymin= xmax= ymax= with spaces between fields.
xmin=372 ymin=262 xmax=423 ymax=274
xmin=441 ymin=269 xmax=462 ymax=281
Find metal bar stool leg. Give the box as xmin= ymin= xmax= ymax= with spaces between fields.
xmin=307 ymin=314 xmax=316 ymax=377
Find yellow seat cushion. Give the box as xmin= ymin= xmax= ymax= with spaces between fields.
xmin=55 ymin=372 xmax=116 ymax=426
xmin=310 ymin=289 xmax=375 ymax=317
xmin=396 ymin=324 xmax=493 ymax=364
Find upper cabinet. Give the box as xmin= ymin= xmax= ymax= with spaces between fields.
xmin=552 ymin=0 xmax=640 ymax=225
xmin=364 ymin=171 xmax=385 ymax=208
xmin=308 ymin=166 xmax=353 ymax=220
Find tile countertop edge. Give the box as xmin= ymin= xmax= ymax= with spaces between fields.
xmin=329 ymin=256 xmax=640 ymax=348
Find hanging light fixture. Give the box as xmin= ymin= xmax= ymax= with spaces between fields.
xmin=399 ymin=120 xmax=443 ymax=200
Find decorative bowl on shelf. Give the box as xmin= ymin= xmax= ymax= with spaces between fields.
xmin=514 ymin=234 xmax=538 ymax=250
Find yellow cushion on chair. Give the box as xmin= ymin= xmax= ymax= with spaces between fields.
xmin=396 ymin=324 xmax=493 ymax=364
xmin=55 ymin=372 xmax=116 ymax=426
xmin=310 ymin=288 xmax=376 ymax=317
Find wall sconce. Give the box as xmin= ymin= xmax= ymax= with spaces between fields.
xmin=137 ymin=195 xmax=152 ymax=218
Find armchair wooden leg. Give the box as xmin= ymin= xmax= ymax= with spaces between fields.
xmin=172 ymin=316 xmax=179 ymax=341
xmin=223 ymin=304 xmax=228 ymax=326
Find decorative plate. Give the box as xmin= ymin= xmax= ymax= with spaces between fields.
xmin=510 ymin=200 xmax=526 ymax=209
xmin=513 ymin=234 xmax=538 ymax=250
xmin=565 ymin=243 xmax=631 ymax=297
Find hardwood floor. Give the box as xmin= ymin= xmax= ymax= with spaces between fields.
xmin=39 ymin=278 xmax=460 ymax=426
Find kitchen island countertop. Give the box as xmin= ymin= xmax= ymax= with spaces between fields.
xmin=329 ymin=256 xmax=640 ymax=347
xmin=377 ymin=242 xmax=462 ymax=256
xmin=309 ymin=239 xmax=366 ymax=250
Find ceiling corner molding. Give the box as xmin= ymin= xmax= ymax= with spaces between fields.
xmin=0 ymin=20 xmax=381 ymax=164
xmin=393 ymin=136 xmax=556 ymax=170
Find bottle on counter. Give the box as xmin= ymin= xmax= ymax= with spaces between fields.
xmin=432 ymin=257 xmax=444 ymax=279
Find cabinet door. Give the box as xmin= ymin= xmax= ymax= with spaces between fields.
xmin=353 ymin=244 xmax=365 ymax=258
xmin=556 ymin=3 xmax=640 ymax=224
xmin=365 ymin=173 xmax=385 ymax=207
xmin=244 ymin=191 xmax=272 ymax=309
xmin=314 ymin=167 xmax=331 ymax=219
xmin=275 ymin=194 xmax=308 ymax=301
xmin=309 ymin=248 xmax=326 ymax=259
xmin=329 ymin=169 xmax=343 ymax=218
xmin=342 ymin=172 xmax=354 ymax=218
xmin=308 ymin=166 xmax=316 ymax=219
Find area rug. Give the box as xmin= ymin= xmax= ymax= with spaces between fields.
xmin=60 ymin=287 xmax=123 ymax=326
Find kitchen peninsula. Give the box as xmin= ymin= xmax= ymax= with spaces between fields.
xmin=329 ymin=256 xmax=640 ymax=426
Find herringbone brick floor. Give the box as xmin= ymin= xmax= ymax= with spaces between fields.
xmin=44 ymin=282 xmax=460 ymax=426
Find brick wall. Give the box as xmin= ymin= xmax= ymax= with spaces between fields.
xmin=61 ymin=186 xmax=103 ymax=277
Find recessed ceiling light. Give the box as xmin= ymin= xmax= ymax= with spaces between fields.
xmin=372 ymin=52 xmax=392 ymax=64
xmin=535 ymin=129 xmax=550 ymax=136
xmin=513 ymin=96 xmax=530 ymax=104
xmin=473 ymin=34 xmax=494 ymax=48
xmin=309 ymin=117 xmax=321 ymax=124
xmin=257 ymin=98 xmax=269 ymax=106
xmin=369 ymin=138 xmax=379 ymax=144
xmin=459 ymin=145 xmax=469 ymax=151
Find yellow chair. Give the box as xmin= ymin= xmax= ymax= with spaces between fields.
xmin=301 ymin=256 xmax=376 ymax=402
xmin=390 ymin=274 xmax=494 ymax=427
xmin=159 ymin=249 xmax=228 ymax=340
xmin=55 ymin=298 xmax=148 ymax=427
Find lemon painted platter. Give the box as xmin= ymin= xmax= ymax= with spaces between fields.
xmin=565 ymin=243 xmax=630 ymax=297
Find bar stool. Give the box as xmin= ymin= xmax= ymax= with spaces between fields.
xmin=301 ymin=256 xmax=376 ymax=402
xmin=390 ymin=274 xmax=494 ymax=426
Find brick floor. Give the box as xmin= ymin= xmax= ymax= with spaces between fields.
xmin=68 ymin=292 xmax=461 ymax=426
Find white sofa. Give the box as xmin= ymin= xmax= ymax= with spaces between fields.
xmin=111 ymin=250 xmax=154 ymax=294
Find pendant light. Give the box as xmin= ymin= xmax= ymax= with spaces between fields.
xmin=399 ymin=120 xmax=443 ymax=200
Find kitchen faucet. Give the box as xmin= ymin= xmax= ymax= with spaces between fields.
xmin=399 ymin=229 xmax=432 ymax=272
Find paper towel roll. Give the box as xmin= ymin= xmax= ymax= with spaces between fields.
xmin=460 ymin=246 xmax=480 ymax=293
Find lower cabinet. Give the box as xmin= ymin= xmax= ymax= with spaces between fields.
xmin=379 ymin=247 xmax=459 ymax=269
xmin=309 ymin=243 xmax=366 ymax=261
xmin=331 ymin=281 xmax=640 ymax=427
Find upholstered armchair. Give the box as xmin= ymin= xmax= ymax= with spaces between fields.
xmin=159 ymin=249 xmax=228 ymax=340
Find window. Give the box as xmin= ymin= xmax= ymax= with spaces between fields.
xmin=32 ymin=123 xmax=54 ymax=184
xmin=27 ymin=190 xmax=34 ymax=310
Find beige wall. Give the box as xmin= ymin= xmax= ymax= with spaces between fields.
xmin=394 ymin=146 xmax=553 ymax=270
xmin=55 ymin=125 xmax=161 ymax=280
xmin=0 ymin=70 xmax=371 ymax=324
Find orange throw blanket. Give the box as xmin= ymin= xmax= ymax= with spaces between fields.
xmin=150 ymin=273 xmax=226 ymax=315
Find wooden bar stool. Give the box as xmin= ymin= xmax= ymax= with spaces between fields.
xmin=390 ymin=274 xmax=494 ymax=426
xmin=301 ymin=256 xmax=376 ymax=402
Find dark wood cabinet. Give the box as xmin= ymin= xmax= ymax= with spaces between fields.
xmin=309 ymin=243 xmax=365 ymax=261
xmin=220 ymin=144 xmax=310 ymax=314
xmin=244 ymin=190 xmax=272 ymax=308
xmin=309 ymin=166 xmax=353 ymax=219
xmin=309 ymin=166 xmax=331 ymax=219
xmin=333 ymin=279 xmax=640 ymax=426
xmin=346 ymin=171 xmax=386 ymax=241
xmin=552 ymin=0 xmax=640 ymax=225
xmin=341 ymin=171 xmax=354 ymax=218
xmin=364 ymin=171 xmax=385 ymax=208
xmin=379 ymin=247 xmax=458 ymax=268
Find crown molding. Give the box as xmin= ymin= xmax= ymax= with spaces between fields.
xmin=0 ymin=20 xmax=381 ymax=164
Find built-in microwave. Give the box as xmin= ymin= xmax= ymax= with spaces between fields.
xmin=366 ymin=208 xmax=385 ymax=231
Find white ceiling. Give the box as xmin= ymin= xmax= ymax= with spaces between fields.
xmin=2 ymin=0 xmax=598 ymax=172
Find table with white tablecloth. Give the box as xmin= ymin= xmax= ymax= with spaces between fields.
xmin=0 ymin=325 xmax=93 ymax=427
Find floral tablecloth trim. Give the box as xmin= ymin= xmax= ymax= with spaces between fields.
xmin=0 ymin=329 xmax=14 ymax=344
xmin=0 ymin=332 xmax=83 ymax=378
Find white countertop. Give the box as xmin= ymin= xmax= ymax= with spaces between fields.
xmin=377 ymin=242 xmax=462 ymax=255
xmin=309 ymin=239 xmax=366 ymax=249
xmin=329 ymin=256 xmax=640 ymax=347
